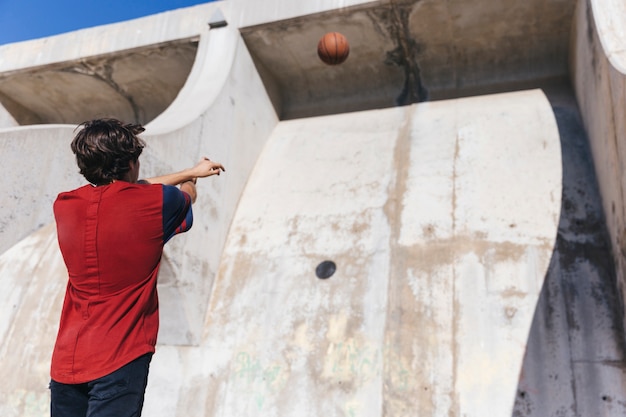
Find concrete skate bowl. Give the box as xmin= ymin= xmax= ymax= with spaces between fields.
xmin=1 ymin=0 xmax=626 ymax=416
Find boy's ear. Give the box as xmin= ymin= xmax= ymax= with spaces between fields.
xmin=128 ymin=159 xmax=140 ymax=171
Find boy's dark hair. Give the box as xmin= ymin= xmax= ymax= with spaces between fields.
xmin=71 ymin=119 xmax=146 ymax=185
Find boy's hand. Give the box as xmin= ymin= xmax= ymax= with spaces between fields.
xmin=192 ymin=157 xmax=225 ymax=178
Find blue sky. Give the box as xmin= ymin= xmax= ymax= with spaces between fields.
xmin=0 ymin=0 xmax=215 ymax=45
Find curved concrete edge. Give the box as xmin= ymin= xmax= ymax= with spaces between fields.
xmin=0 ymin=13 xmax=279 ymax=413
xmin=0 ymin=20 xmax=277 ymax=256
xmin=140 ymin=89 xmax=561 ymax=416
xmin=513 ymin=88 xmax=626 ymax=417
xmin=0 ymin=89 xmax=561 ymax=417
xmin=145 ymin=23 xmax=239 ymax=135
xmin=572 ymin=0 xmax=626 ymax=300
xmin=0 ymin=0 xmax=375 ymax=76
xmin=0 ymin=224 xmax=64 ymax=417
xmin=590 ymin=0 xmax=626 ymax=74
xmin=0 ymin=2 xmax=223 ymax=73
xmin=132 ymin=34 xmax=279 ymax=347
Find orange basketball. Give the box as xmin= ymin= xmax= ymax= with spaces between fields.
xmin=317 ymin=32 xmax=350 ymax=65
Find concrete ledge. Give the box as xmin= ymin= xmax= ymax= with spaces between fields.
xmin=0 ymin=3 xmax=222 ymax=72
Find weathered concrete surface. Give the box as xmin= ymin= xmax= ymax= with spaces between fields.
xmin=0 ymin=3 xmax=227 ymax=72
xmin=241 ymin=0 xmax=576 ymax=119
xmin=0 ymin=2 xmax=224 ymax=127
xmin=0 ymin=0 xmax=375 ymax=127
xmin=0 ymin=0 xmax=577 ymax=124
xmin=0 ymin=125 xmax=82 ymax=255
xmin=0 ymin=224 xmax=65 ymax=416
xmin=512 ymin=85 xmax=626 ymax=416
xmin=0 ymin=21 xmax=278 ymax=358
xmin=0 ymin=4 xmax=276 ymax=254
xmin=146 ymin=23 xmax=239 ymax=134
xmin=182 ymin=89 xmax=560 ymax=417
xmin=1 ymin=0 xmax=625 ymax=416
xmin=0 ymin=17 xmax=276 ymax=417
xmin=572 ymin=0 xmax=626 ymax=320
xmin=0 ymin=39 xmax=198 ymax=125
xmin=0 ymin=89 xmax=562 ymax=417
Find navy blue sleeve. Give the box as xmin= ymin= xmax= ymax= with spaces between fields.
xmin=162 ymin=185 xmax=193 ymax=243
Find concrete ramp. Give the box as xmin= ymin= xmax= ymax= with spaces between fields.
xmin=13 ymin=0 xmax=626 ymax=415
xmin=146 ymin=89 xmax=561 ymax=416
xmin=0 ymin=224 xmax=64 ymax=416
xmin=0 ymin=89 xmax=562 ymax=416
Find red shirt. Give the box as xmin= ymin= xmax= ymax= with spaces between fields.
xmin=51 ymin=181 xmax=192 ymax=384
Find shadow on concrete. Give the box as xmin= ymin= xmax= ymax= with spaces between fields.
xmin=512 ymin=83 xmax=626 ymax=416
xmin=0 ymin=38 xmax=198 ymax=126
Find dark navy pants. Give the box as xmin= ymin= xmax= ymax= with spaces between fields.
xmin=50 ymin=353 xmax=152 ymax=417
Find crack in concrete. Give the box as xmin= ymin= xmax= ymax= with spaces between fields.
xmin=65 ymin=61 xmax=142 ymax=123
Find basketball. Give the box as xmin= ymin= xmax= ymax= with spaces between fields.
xmin=317 ymin=32 xmax=350 ymax=65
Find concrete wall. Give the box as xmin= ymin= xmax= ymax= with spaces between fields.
xmin=0 ymin=4 xmax=279 ymax=415
xmin=0 ymin=88 xmax=563 ymax=416
xmin=139 ymin=30 xmax=279 ymax=346
xmin=2 ymin=0 xmax=626 ymax=416
xmin=512 ymin=85 xmax=626 ymax=417
xmin=184 ymin=90 xmax=560 ymax=417
xmin=0 ymin=0 xmax=373 ymax=74
xmin=0 ymin=125 xmax=82 ymax=254
xmin=572 ymin=0 xmax=626 ymax=314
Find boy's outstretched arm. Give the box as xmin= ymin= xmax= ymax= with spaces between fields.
xmin=143 ymin=157 xmax=225 ymax=204
xmin=144 ymin=157 xmax=225 ymax=185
